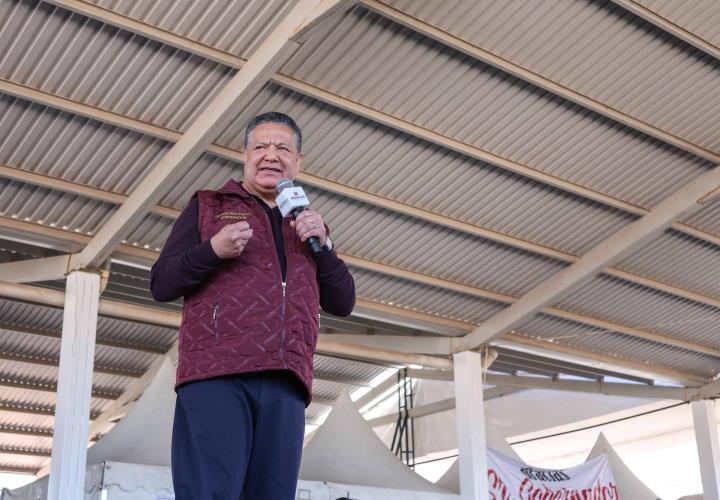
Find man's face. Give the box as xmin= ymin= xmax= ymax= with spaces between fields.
xmin=242 ymin=123 xmax=303 ymax=199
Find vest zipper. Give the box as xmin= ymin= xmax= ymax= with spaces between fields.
xmin=280 ymin=281 xmax=287 ymax=367
xmin=212 ymin=297 xmax=220 ymax=344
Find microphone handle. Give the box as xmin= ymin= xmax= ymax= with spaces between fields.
xmin=291 ymin=207 xmax=323 ymax=255
xmin=307 ymin=236 xmax=323 ymax=255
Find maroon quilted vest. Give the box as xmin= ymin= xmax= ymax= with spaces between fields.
xmin=176 ymin=180 xmax=319 ymax=403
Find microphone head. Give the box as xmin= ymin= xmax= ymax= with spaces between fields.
xmin=276 ymin=178 xmax=294 ymax=193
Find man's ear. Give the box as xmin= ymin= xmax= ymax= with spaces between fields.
xmin=293 ymin=153 xmax=304 ymax=176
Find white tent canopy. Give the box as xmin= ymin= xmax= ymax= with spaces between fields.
xmin=300 ymin=392 xmax=453 ymax=494
xmin=586 ymin=432 xmax=660 ymax=500
xmin=87 ymin=358 xmax=176 ymax=467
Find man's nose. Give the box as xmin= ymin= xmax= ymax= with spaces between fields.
xmin=265 ymin=145 xmax=280 ymax=159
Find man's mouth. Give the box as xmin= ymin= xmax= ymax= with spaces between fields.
xmin=258 ymin=166 xmax=282 ymax=174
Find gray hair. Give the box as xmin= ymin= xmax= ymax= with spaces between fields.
xmin=243 ymin=112 xmax=302 ymax=153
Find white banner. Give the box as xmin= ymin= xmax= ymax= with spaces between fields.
xmin=487 ymin=448 xmax=619 ymax=499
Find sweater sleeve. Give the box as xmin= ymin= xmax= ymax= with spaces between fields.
xmin=315 ymin=249 xmax=355 ymax=317
xmin=150 ymin=197 xmax=223 ymax=302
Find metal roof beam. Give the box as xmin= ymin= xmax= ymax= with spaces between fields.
xmin=0 ymin=349 xmax=142 ymax=379
xmin=0 ymin=213 xmax=157 ymax=262
xmin=0 ymin=320 xmax=167 ymax=355
xmin=699 ymin=378 xmax=720 ymax=399
xmin=0 ymin=375 xmax=119 ymax=400
xmin=313 ymin=371 xmax=374 ymax=387
xmin=456 ymin=167 xmax=720 ymax=351
xmin=405 ymin=367 xmax=694 ymax=399
xmin=611 ymin=0 xmax=720 ymax=63
xmin=361 ymin=0 xmax=720 ymax=166
xmin=0 ymin=163 xmax=178 ymax=219
xmin=320 ymin=334 xmax=453 ymax=356
xmin=482 ymin=373 xmax=690 ymax=400
xmin=0 ymin=424 xmax=53 ymax=438
xmin=0 ymin=465 xmax=39 ymax=474
xmin=0 ymin=445 xmax=51 ymax=458
xmin=0 ymin=254 xmax=71 ymax=284
xmin=2 ymin=217 xmax=720 ymax=361
xmin=354 ymin=300 xmax=707 ymax=385
xmin=366 ymin=386 xmax=525 ymax=427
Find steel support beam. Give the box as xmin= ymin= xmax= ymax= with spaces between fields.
xmin=456 ymin=167 xmax=720 ymax=351
xmin=317 ymin=338 xmax=451 ymax=370
xmin=366 ymin=386 xmax=524 ymax=427
xmin=0 ymin=254 xmax=70 ymax=284
xmin=501 ymin=333 xmax=706 ymax=386
xmin=321 ymin=333 xmax=453 ymax=355
xmin=405 ymin=367 xmax=693 ymax=400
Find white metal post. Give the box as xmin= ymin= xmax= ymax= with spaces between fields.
xmin=48 ymin=271 xmax=101 ymax=500
xmin=691 ymin=399 xmax=720 ymax=499
xmin=453 ymin=350 xmax=489 ymax=500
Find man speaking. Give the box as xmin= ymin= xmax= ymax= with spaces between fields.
xmin=150 ymin=112 xmax=356 ymax=499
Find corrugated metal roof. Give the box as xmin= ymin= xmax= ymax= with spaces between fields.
xmin=551 ymin=275 xmax=720 ymax=349
xmin=682 ymin=197 xmax=720 ymax=237
xmin=0 ymin=178 xmax=114 ymax=233
xmin=282 ymin=6 xmax=715 ymax=208
xmin=0 ymin=298 xmax=176 ymax=351
xmin=0 ymin=433 xmax=52 ymax=451
xmin=314 ymin=354 xmax=388 ymax=382
xmin=386 ymin=0 xmax=720 ymax=152
xmin=351 ymin=266 xmax=503 ymax=324
xmin=85 ymin=0 xmax=298 ymax=59
xmin=517 ymin=313 xmax=719 ymax=379
xmin=631 ymin=0 xmax=720 ymax=51
xmin=218 ymin=84 xmax=639 ymax=256
xmin=0 ymin=94 xmax=171 ymax=194
xmin=0 ymin=452 xmax=47 ymax=470
xmin=615 ymin=229 xmax=720 ymax=299
xmin=307 ymin=189 xmax=568 ymax=297
xmin=126 ymin=186 xmax=568 ymax=298
xmin=1 ymin=0 xmax=235 ymax=132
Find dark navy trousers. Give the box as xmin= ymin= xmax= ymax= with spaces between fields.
xmin=171 ymin=371 xmax=306 ymax=500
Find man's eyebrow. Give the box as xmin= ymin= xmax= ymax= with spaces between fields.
xmin=254 ymin=140 xmax=292 ymax=147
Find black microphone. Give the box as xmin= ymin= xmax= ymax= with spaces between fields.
xmin=276 ymin=178 xmax=323 ymax=254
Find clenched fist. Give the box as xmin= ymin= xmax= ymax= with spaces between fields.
xmin=210 ymin=221 xmax=253 ymax=259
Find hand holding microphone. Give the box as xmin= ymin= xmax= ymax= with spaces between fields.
xmin=276 ymin=178 xmax=326 ymax=254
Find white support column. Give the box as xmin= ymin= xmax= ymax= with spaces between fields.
xmin=691 ymin=399 xmax=720 ymax=499
xmin=453 ymin=351 xmax=489 ymax=500
xmin=48 ymin=271 xmax=101 ymax=500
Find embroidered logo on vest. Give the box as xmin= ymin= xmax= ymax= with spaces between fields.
xmin=215 ymin=211 xmax=250 ymax=220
